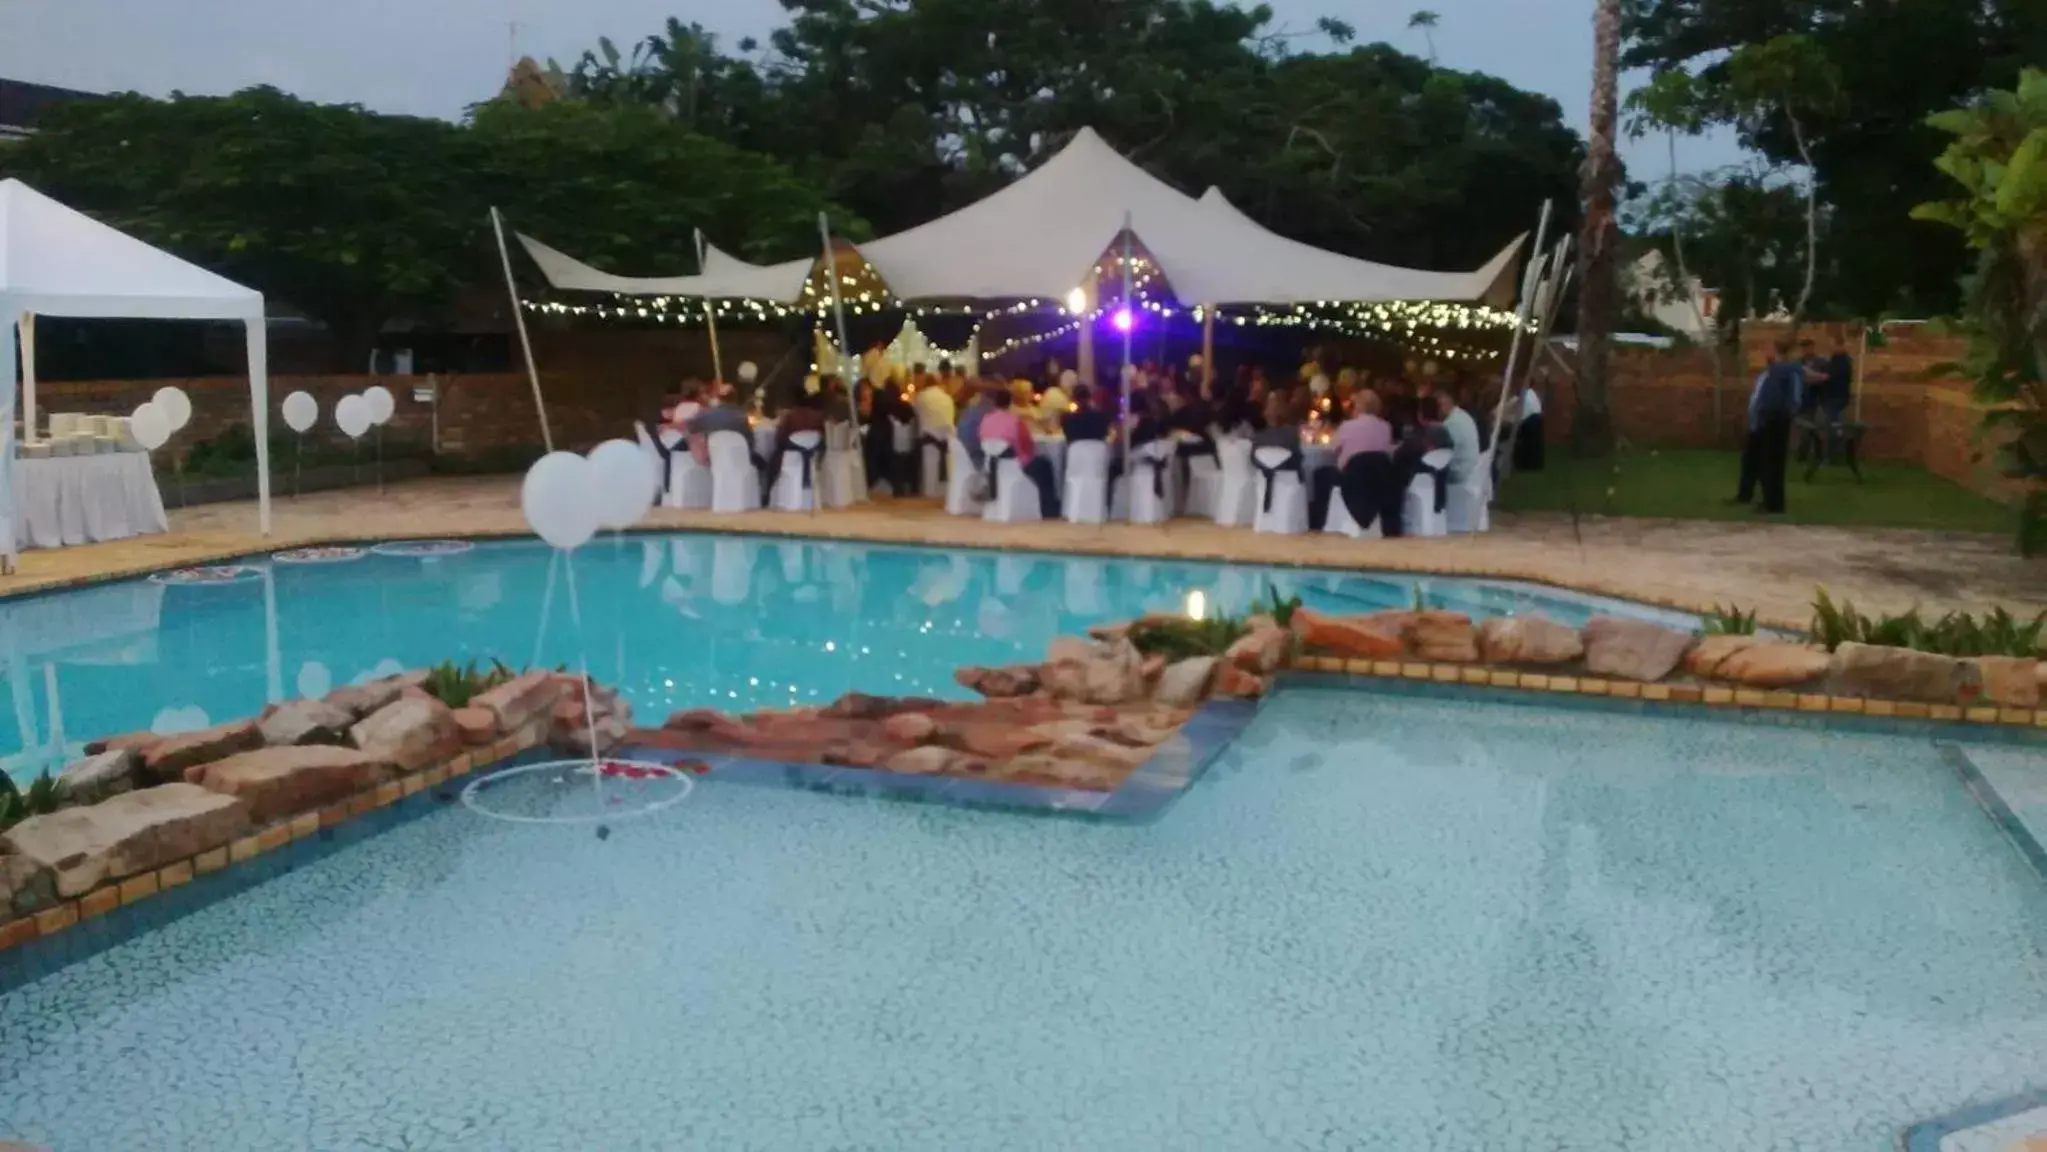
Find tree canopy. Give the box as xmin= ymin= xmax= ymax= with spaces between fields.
xmin=1623 ymin=0 xmax=2047 ymax=317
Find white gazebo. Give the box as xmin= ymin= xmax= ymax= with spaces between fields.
xmin=0 ymin=179 xmax=273 ymax=560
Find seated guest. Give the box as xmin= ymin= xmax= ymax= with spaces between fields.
xmin=866 ymin=379 xmax=916 ymax=493
xmin=1127 ymin=390 xmax=1166 ymax=449
xmin=686 ymin=381 xmax=755 ymax=468
xmin=1038 ymin=371 xmax=1074 ymax=427
xmin=956 ymin=382 xmax=995 ymax=468
xmin=1438 ymin=389 xmax=1481 ymax=484
xmin=1252 ymin=389 xmax=1304 ymax=453
xmin=662 ymin=379 xmax=705 ymax=433
xmin=821 ymin=376 xmax=852 ymax=424
xmin=1062 ymin=385 xmax=1113 ymax=442
xmin=977 ymin=389 xmax=1061 ymax=517
xmin=1310 ymin=392 xmax=1395 ymax=529
xmin=913 ymin=368 xmax=956 ymax=431
xmin=768 ymin=391 xmax=828 ymax=499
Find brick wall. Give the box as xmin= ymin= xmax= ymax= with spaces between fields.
xmin=1528 ymin=323 xmax=2021 ymax=500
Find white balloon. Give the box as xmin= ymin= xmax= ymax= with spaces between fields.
xmin=130 ymin=402 xmax=172 ymax=451
xmin=586 ymin=439 xmax=656 ymax=531
xmin=363 ymin=385 xmax=395 ymax=426
xmin=281 ymin=390 xmax=319 ymax=433
xmin=335 ymin=394 xmax=372 ymax=440
xmin=737 ymin=361 xmax=759 ymax=383
xmin=152 ymin=386 xmax=193 ymax=432
xmin=520 ymin=451 xmax=601 ymax=550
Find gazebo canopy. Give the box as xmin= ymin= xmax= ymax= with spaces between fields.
xmin=0 ymin=179 xmax=272 ymax=556
xmin=517 ymin=127 xmax=1525 ymax=308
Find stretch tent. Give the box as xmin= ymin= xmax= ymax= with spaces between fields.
xmin=0 ymin=179 xmax=272 ymax=559
xmin=516 ymin=127 xmax=1524 ymax=308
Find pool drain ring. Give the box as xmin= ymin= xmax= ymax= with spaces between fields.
xmin=459 ymin=758 xmax=694 ymax=826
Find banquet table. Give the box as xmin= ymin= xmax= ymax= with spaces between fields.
xmin=15 ymin=452 xmax=170 ymax=550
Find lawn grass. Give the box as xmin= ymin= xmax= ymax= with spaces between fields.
xmin=1496 ymin=447 xmax=2016 ymax=535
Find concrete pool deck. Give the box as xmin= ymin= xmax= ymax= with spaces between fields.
xmin=4 ymin=476 xmax=2042 ymax=626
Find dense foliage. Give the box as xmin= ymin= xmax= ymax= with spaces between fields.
xmin=1913 ymin=69 xmax=2047 ymax=554
xmin=1807 ymin=589 xmax=2045 ymax=657
xmin=1623 ymin=0 xmax=2047 ymax=319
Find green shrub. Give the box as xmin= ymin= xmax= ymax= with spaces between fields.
xmin=1700 ymin=604 xmax=1758 ymax=636
xmin=1807 ymin=588 xmax=2044 ymax=655
xmin=0 ymin=770 xmax=61 ymax=831
xmin=1256 ymin=583 xmax=1303 ymax=628
xmin=421 ymin=658 xmax=517 ymax=708
xmin=1127 ymin=616 xmax=1250 ymax=662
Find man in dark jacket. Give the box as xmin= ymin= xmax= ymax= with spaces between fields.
xmin=1736 ymin=340 xmax=1803 ymax=514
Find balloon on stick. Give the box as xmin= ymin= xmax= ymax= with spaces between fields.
xmin=737 ymin=361 xmax=759 ymax=383
xmin=151 ymin=386 xmax=193 ymax=432
xmin=335 ymin=395 xmax=372 ymax=440
xmin=586 ymin=439 xmax=656 ymax=531
xmin=281 ymin=391 xmax=318 ymax=432
xmin=129 ymin=402 xmax=171 ymax=451
xmin=521 ymin=451 xmax=602 ymax=551
xmin=363 ymin=385 xmax=395 ymax=426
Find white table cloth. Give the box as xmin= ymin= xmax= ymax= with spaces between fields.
xmin=16 ymin=452 xmax=169 ymax=550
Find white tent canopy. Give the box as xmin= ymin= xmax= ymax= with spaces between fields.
xmin=515 ymin=127 xmax=1525 ymax=308
xmin=0 ymin=178 xmax=272 ymax=558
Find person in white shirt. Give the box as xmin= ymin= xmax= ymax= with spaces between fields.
xmin=1439 ymin=393 xmax=1482 ymax=484
xmin=1511 ymin=381 xmax=1545 ymax=472
xmin=913 ymin=371 xmax=957 ymax=431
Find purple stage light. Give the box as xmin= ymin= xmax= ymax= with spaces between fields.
xmin=1112 ymin=307 xmax=1134 ymax=333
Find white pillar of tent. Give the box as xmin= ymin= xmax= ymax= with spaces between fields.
xmin=0 ymin=302 xmax=16 ymax=565
xmin=17 ymin=311 xmax=34 ymax=442
xmin=1076 ymin=267 xmax=1097 ymax=389
xmin=246 ymin=315 xmax=272 ymax=535
xmin=1201 ymin=306 xmax=1215 ymax=393
xmin=693 ymin=229 xmax=726 ymax=385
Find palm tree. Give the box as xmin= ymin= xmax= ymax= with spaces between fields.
xmin=1407 ymin=11 xmax=1441 ymax=63
xmin=1573 ymin=0 xmax=1621 ymax=456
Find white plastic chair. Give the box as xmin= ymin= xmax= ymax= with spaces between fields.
xmin=1127 ymin=439 xmax=1175 ymax=525
xmin=632 ymin=421 xmax=668 ymax=505
xmin=1403 ymin=448 xmax=1453 ymax=537
xmin=1323 ymin=488 xmax=1384 ymax=539
xmin=979 ymin=438 xmax=1041 ymax=523
xmin=1446 ymin=448 xmax=1492 ymax=533
xmin=642 ymin=423 xmax=712 ymax=509
xmin=917 ymin=422 xmax=951 ymax=498
xmin=821 ymin=422 xmax=865 ymax=508
xmin=707 ymin=430 xmax=760 ymax=514
xmin=945 ymin=436 xmax=983 ymax=516
xmin=1063 ymin=439 xmax=1111 ymax=524
xmin=1251 ymin=446 xmax=1309 ymax=534
xmin=770 ymin=430 xmax=823 ymax=512
xmin=1212 ymin=437 xmax=1258 ymax=528
xmin=1179 ymin=435 xmax=1223 ymax=519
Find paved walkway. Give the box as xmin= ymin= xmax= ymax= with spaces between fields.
xmin=6 ymin=476 xmax=2041 ymax=627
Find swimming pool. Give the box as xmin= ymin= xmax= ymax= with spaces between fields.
xmin=3 ymin=684 xmax=2042 ymax=1149
xmin=0 ymin=533 xmax=1693 ymax=783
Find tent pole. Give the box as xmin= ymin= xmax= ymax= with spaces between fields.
xmin=18 ymin=312 xmax=34 ymax=443
xmin=1201 ymin=305 xmax=1215 ymax=394
xmin=1488 ymin=201 xmax=1553 ymax=457
xmin=0 ymin=308 xmax=16 ymax=570
xmin=491 ymin=205 xmax=553 ymax=452
xmin=1078 ymin=268 xmax=1097 ymax=392
xmin=694 ymin=229 xmax=727 ymax=386
xmin=246 ymin=317 xmax=272 ymax=536
xmin=1120 ymin=214 xmax=1135 ymax=381
xmin=817 ymin=213 xmax=866 ymax=474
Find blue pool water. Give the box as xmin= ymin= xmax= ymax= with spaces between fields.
xmin=0 ymin=534 xmax=1692 ymax=782
xmin=4 ymin=687 xmax=2045 ymax=1149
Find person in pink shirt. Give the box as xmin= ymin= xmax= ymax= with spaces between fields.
xmin=974 ymin=390 xmax=1060 ymax=516
xmin=1333 ymin=389 xmax=1394 ymax=467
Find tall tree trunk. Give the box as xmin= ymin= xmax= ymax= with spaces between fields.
xmin=1786 ymin=107 xmax=1819 ymax=338
xmin=1572 ymin=0 xmax=1622 ymax=457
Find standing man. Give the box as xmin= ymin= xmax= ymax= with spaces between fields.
xmin=1738 ymin=340 xmax=1803 ymax=514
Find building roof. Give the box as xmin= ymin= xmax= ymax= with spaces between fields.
xmin=0 ymin=78 xmax=97 ymax=138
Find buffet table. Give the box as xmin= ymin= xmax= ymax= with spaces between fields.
xmin=16 ymin=452 xmax=170 ymax=549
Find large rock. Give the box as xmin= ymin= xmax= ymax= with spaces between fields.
xmin=1046 ymin=734 xmax=1153 ymax=774
xmin=1046 ymin=636 xmax=1105 ymax=665
xmin=955 ymin=665 xmax=1041 ymax=699
xmin=2 ymin=784 xmax=250 ymax=898
xmin=939 ymin=722 xmax=1055 ymax=761
xmin=84 ymin=730 xmax=160 ymax=758
xmin=1710 ymin=642 xmax=1832 ymax=689
xmin=470 ymin=671 xmax=567 ymax=735
xmin=823 ymin=692 xmax=942 ymax=720
xmin=186 ymin=745 xmax=395 ymax=824
xmin=351 ymin=696 xmax=460 ymax=773
xmin=1 ymin=853 xmax=56 ymax=918
xmin=884 ymin=746 xmax=980 ymax=776
xmin=1480 ymin=616 xmax=1584 ymax=666
xmin=1683 ymin=634 xmax=1761 ymax=677
xmin=323 ymin=680 xmax=405 ymax=720
xmin=452 ymin=706 xmax=499 ymax=746
xmin=54 ymin=749 xmax=139 ymax=806
xmin=258 ymin=699 xmax=356 ymax=747
xmin=881 ymin=712 xmax=938 ymax=744
xmin=1828 ymin=642 xmax=1976 ymax=703
xmin=139 ymin=720 xmax=261 ymax=785
xmin=1226 ymin=627 xmax=1290 ymax=674
xmin=1041 ymin=640 xmax=1147 ymax=705
xmin=1213 ymin=662 xmax=1267 ymax=699
xmin=1973 ymin=656 xmax=2041 ymax=708
xmin=1155 ymin=657 xmax=1218 ymax=706
xmin=1582 ymin=617 xmax=1694 ymax=683
xmin=1406 ymin=611 xmax=1479 ymax=663
xmin=1292 ymin=609 xmax=1404 ymax=660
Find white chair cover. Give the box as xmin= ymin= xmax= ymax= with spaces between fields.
xmin=1179 ymin=434 xmax=1223 ymax=519
xmin=1127 ymin=439 xmax=1175 ymax=525
xmin=1446 ymin=448 xmax=1492 ymax=533
xmin=821 ymin=422 xmax=865 ymax=508
xmin=707 ymin=430 xmax=760 ymax=514
xmin=1062 ymin=439 xmax=1111 ymax=524
xmin=1404 ymin=448 xmax=1453 ymax=537
xmin=945 ymin=436 xmax=983 ymax=516
xmin=979 ymin=438 xmax=1040 ymax=523
xmin=771 ymin=429 xmax=823 ymax=512
xmin=1251 ymin=445 xmax=1309 ymax=535
xmin=917 ymin=421 xmax=951 ymax=498
xmin=1212 ymin=437 xmax=1258 ymax=528
xmin=1324 ymin=487 xmax=1383 ymax=539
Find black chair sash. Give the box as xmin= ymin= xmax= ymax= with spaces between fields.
xmin=984 ymin=444 xmax=1016 ymax=501
xmin=919 ymin=432 xmax=950 ymax=483
xmin=1174 ymin=435 xmax=1219 ymax=502
xmin=646 ymin=432 xmax=676 ymax=499
xmin=1416 ymin=462 xmax=1448 ymax=511
xmin=787 ymin=440 xmax=822 ymax=493
xmin=1135 ymin=452 xmax=1172 ymax=499
xmin=1253 ymin=449 xmax=1304 ymax=512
